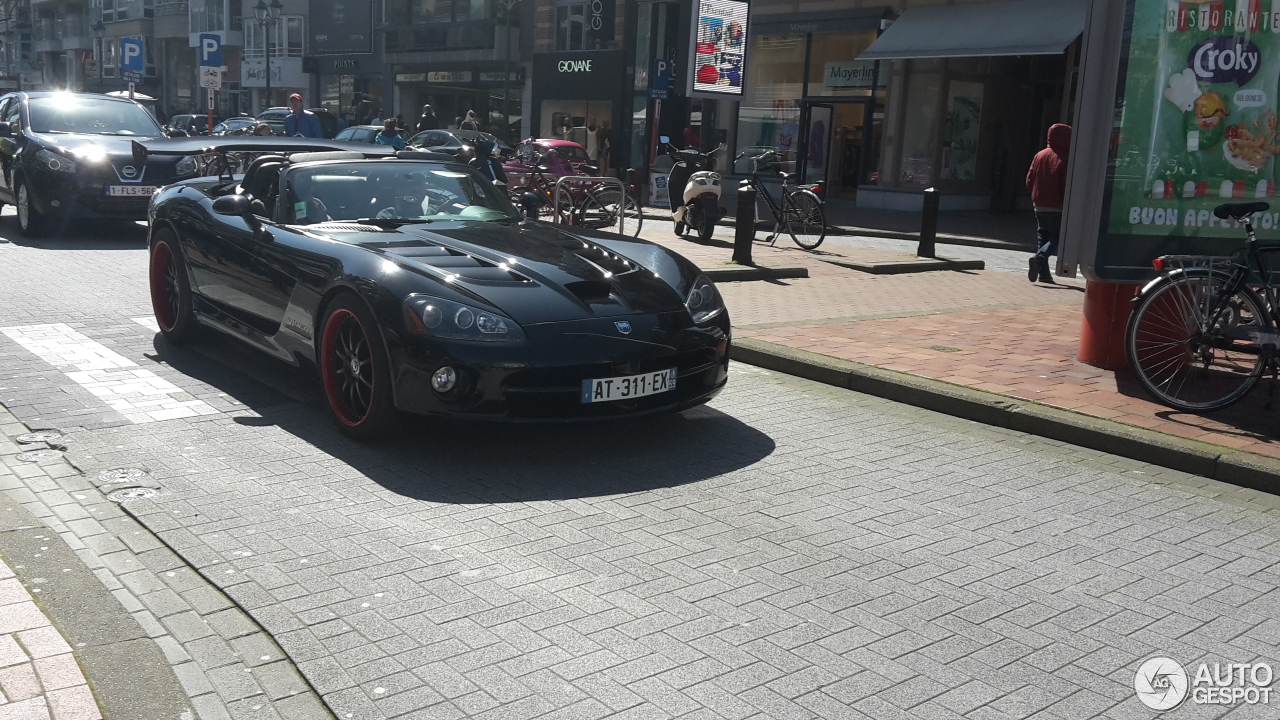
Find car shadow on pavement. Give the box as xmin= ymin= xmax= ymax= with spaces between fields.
xmin=0 ymin=220 xmax=148 ymax=249
xmin=149 ymin=334 xmax=777 ymax=503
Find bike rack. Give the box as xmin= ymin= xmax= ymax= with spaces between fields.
xmin=552 ymin=176 xmax=631 ymax=236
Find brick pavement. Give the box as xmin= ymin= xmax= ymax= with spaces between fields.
xmin=0 ymin=216 xmax=1276 ymax=719
xmin=633 ymin=221 xmax=1280 ymax=460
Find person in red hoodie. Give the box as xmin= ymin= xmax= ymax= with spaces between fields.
xmin=1026 ymin=124 xmax=1071 ymax=283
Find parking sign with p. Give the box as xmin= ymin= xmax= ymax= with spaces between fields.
xmin=199 ymin=33 xmax=221 ymax=67
xmin=119 ymin=37 xmax=144 ymax=82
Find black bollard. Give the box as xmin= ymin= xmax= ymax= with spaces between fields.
xmin=734 ymin=181 xmax=756 ymax=266
xmin=919 ymin=187 xmax=939 ymax=258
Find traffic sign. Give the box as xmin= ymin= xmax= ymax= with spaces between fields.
xmin=120 ymin=38 xmax=144 ymax=83
xmin=198 ymin=33 xmax=221 ymax=67
xmin=651 ymin=58 xmax=671 ymax=100
xmin=199 ymin=66 xmax=222 ymax=90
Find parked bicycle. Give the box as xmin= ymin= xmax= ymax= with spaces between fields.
xmin=738 ymin=150 xmax=827 ymax=250
xmin=509 ymin=154 xmax=641 ymax=236
xmin=1126 ymin=201 xmax=1280 ymax=411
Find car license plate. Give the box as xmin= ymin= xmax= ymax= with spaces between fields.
xmin=106 ymin=185 xmax=158 ymax=197
xmin=582 ymin=368 xmax=677 ymax=403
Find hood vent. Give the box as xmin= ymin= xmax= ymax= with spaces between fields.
xmin=574 ymin=241 xmax=640 ymax=278
xmin=565 ymin=280 xmax=616 ymax=304
xmin=384 ymin=245 xmax=531 ymax=284
xmin=313 ymin=222 xmax=389 ymax=233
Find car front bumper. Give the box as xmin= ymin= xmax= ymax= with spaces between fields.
xmin=386 ymin=312 xmax=731 ymax=421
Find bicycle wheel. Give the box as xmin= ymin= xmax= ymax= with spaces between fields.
xmin=784 ymin=190 xmax=826 ymax=250
xmin=1125 ymin=271 xmax=1267 ymax=412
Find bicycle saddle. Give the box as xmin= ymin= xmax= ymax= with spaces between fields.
xmin=1214 ymin=201 xmax=1270 ymax=219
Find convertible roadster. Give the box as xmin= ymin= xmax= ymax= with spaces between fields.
xmin=139 ymin=137 xmax=730 ymax=436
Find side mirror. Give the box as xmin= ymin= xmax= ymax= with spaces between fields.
xmin=168 ymin=128 xmax=187 ymax=138
xmin=212 ymin=195 xmax=272 ymax=241
xmin=659 ymin=135 xmax=670 ymax=144
xmin=0 ymin=122 xmax=11 ymax=138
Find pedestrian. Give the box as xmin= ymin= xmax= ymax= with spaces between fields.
xmin=253 ymin=122 xmax=272 ymax=136
xmin=375 ymin=119 xmax=406 ymax=149
xmin=371 ymin=108 xmax=384 ymax=125
xmin=683 ymin=125 xmax=700 ymax=150
xmin=461 ymin=110 xmax=480 ymax=131
xmin=416 ymin=104 xmax=439 ymax=133
xmin=284 ymin=93 xmax=324 ymax=138
xmin=1026 ymin=123 xmax=1071 ymax=284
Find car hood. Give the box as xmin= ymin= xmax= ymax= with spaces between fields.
xmin=335 ymin=221 xmax=697 ymax=324
xmin=35 ymin=132 xmax=166 ymax=160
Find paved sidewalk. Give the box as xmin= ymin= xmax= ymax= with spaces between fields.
xmin=638 ymin=222 xmax=1280 ymax=462
xmin=0 ymin=559 xmax=101 ymax=720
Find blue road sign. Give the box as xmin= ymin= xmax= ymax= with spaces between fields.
xmin=198 ymin=33 xmax=222 ymax=67
xmin=651 ymin=58 xmax=671 ymax=100
xmin=120 ymin=37 xmax=144 ymax=83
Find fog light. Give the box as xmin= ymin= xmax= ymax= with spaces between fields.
xmin=431 ymin=366 xmax=458 ymax=393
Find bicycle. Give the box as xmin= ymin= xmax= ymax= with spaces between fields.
xmin=508 ymin=155 xmax=642 ymax=236
xmin=1125 ymin=201 xmax=1280 ymax=411
xmin=737 ymin=151 xmax=827 ymax=250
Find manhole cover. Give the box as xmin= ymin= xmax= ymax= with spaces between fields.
xmin=98 ymin=468 xmax=147 ymax=485
xmin=107 ymin=488 xmax=157 ymax=503
xmin=15 ymin=431 xmax=61 ymax=444
xmin=927 ymin=345 xmax=963 ymax=353
xmin=15 ymin=450 xmax=59 ymax=463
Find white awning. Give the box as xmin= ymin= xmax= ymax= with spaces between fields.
xmin=858 ymin=0 xmax=1088 ymax=61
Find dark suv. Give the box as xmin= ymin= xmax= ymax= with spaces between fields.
xmin=0 ymin=92 xmax=197 ymax=237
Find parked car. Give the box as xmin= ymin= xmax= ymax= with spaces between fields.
xmin=0 ymin=92 xmax=197 ymax=237
xmin=211 ymin=117 xmax=258 ymax=135
xmin=408 ymin=129 xmax=512 ymax=157
xmin=167 ymin=114 xmax=225 ymax=137
xmin=139 ymin=137 xmax=730 ymax=435
xmin=335 ymin=125 xmax=410 ymax=145
xmin=511 ymin=138 xmax=590 ymax=171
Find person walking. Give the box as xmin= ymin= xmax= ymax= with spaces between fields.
xmin=284 ymin=93 xmax=324 ymax=138
xmin=461 ymin=110 xmax=480 ymax=131
xmin=416 ymin=104 xmax=439 ymax=133
xmin=1026 ymin=123 xmax=1071 ymax=284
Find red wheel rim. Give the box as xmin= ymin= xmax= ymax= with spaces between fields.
xmin=150 ymin=240 xmax=180 ymax=333
xmin=320 ymin=308 xmax=376 ymax=427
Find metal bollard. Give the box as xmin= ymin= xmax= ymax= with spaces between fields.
xmin=733 ymin=181 xmax=756 ymax=265
xmin=919 ymin=187 xmax=940 ymax=258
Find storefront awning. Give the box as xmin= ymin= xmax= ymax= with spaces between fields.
xmin=858 ymin=0 xmax=1087 ymax=61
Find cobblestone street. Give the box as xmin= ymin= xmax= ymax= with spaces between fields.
xmin=0 ymin=218 xmax=1277 ymax=719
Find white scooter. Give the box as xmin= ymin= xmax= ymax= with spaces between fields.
xmin=661 ymin=136 xmax=725 ymax=242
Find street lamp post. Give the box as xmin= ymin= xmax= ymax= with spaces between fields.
xmin=499 ymin=0 xmax=521 ymax=146
xmin=253 ymin=0 xmax=283 ymax=112
xmin=92 ymin=21 xmax=105 ymax=94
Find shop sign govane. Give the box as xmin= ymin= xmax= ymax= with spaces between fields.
xmin=1105 ymin=0 xmax=1280 ymax=239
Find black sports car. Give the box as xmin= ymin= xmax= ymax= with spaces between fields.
xmin=140 ymin=138 xmax=730 ymax=435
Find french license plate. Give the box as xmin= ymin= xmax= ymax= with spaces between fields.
xmin=582 ymin=368 xmax=677 ymax=403
xmin=106 ymin=185 xmax=158 ymax=197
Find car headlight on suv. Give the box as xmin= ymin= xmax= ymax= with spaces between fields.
xmin=35 ymin=149 xmax=76 ymax=174
xmin=174 ymin=155 xmax=197 ymax=176
xmin=685 ymin=274 xmax=724 ymax=324
xmin=401 ymin=294 xmax=525 ymax=342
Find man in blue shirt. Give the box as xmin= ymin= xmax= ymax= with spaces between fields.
xmin=284 ymin=93 xmax=324 ymax=138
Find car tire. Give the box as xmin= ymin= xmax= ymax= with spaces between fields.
xmin=15 ymin=178 xmax=51 ymax=239
xmin=149 ymin=229 xmax=199 ymax=344
xmin=318 ymin=294 xmax=397 ymax=439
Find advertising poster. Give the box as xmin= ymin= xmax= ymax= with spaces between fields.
xmin=1106 ymin=0 xmax=1280 ymax=241
xmin=690 ymin=0 xmax=748 ymax=96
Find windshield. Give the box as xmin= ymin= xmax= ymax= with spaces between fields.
xmin=28 ymin=96 xmax=163 ymax=136
xmin=284 ymin=162 xmax=519 ymax=225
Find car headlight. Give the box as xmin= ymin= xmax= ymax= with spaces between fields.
xmin=685 ymin=274 xmax=724 ymax=324
xmin=402 ymin=294 xmax=525 ymax=342
xmin=174 ymin=155 xmax=197 ymax=176
xmin=35 ymin=149 xmax=76 ymax=174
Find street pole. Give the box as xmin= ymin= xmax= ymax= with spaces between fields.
xmin=264 ymin=25 xmax=272 ymax=111
xmin=97 ymin=39 xmax=103 ymax=93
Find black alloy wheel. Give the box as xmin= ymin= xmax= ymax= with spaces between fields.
xmin=318 ymin=294 xmax=396 ymax=438
xmin=148 ymin=229 xmax=199 ymax=343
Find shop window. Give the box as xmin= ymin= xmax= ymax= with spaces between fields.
xmin=898 ymin=62 xmax=943 ymax=188
xmin=805 ymin=31 xmax=881 ymax=98
xmin=737 ymin=33 xmax=805 ymax=168
xmin=942 ymin=81 xmax=983 ymax=181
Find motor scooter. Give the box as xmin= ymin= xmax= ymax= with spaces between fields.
xmin=660 ymin=136 xmax=724 ymax=241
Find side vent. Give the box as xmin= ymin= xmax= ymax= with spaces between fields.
xmin=565 ymin=280 xmax=614 ymax=303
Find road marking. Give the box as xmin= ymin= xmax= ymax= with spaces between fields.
xmin=0 ymin=323 xmax=220 ymax=423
